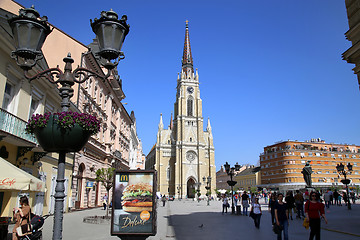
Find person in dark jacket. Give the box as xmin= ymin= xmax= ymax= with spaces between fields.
xmin=285 ymin=191 xmax=295 ymax=220
xmin=268 ymin=193 xmax=277 ymax=225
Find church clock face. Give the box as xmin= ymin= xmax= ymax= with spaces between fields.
xmin=187 ymin=86 xmax=194 ymax=93
xmin=186 ymin=151 xmax=196 ymax=162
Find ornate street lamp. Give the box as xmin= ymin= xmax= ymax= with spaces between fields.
xmin=336 ymin=162 xmax=353 ymax=210
xmin=203 ymin=176 xmax=212 ymax=206
xmin=195 ymin=182 xmax=201 ymax=203
xmin=8 ymin=7 xmax=129 ymax=240
xmin=224 ymin=162 xmax=240 ymax=214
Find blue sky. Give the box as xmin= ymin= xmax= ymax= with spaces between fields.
xmin=16 ymin=0 xmax=360 ymax=170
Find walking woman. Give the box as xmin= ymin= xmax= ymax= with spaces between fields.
xmin=12 ymin=196 xmax=31 ymax=240
xmin=269 ymin=193 xmax=277 ymax=225
xmin=251 ymin=197 xmax=262 ymax=228
xmin=274 ymin=193 xmax=289 ymax=240
xmin=305 ymin=192 xmax=328 ymax=240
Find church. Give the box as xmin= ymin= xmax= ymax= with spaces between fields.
xmin=146 ymin=22 xmax=216 ymax=199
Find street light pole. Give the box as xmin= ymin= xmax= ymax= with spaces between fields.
xmin=203 ymin=176 xmax=211 ymax=206
xmin=8 ymin=7 xmax=129 ymax=240
xmin=336 ymin=163 xmax=353 ymax=210
xmin=224 ymin=162 xmax=240 ymax=214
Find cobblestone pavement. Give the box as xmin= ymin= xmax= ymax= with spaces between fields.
xmin=7 ymin=199 xmax=360 ymax=239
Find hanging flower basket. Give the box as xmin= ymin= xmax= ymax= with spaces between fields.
xmin=26 ymin=112 xmax=100 ymax=152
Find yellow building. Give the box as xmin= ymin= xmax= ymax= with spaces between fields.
xmin=259 ymin=139 xmax=360 ymax=192
xmin=234 ymin=166 xmax=261 ymax=192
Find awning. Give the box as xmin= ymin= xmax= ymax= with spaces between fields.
xmin=0 ymin=157 xmax=45 ymax=192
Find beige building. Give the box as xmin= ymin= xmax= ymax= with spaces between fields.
xmin=146 ymin=22 xmax=216 ymax=198
xmin=259 ymin=139 xmax=360 ymax=192
xmin=0 ymin=0 xmax=137 ymax=213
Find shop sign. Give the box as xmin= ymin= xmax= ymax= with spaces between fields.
xmin=0 ymin=178 xmax=16 ymax=186
xmin=86 ymin=181 xmax=94 ymax=189
xmin=111 ymin=170 xmax=157 ymax=237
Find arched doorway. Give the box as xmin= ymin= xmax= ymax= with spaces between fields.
xmin=187 ymin=178 xmax=196 ymax=198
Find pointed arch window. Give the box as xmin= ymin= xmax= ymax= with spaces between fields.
xmin=166 ymin=166 xmax=171 ymax=181
xmin=187 ymin=96 xmax=193 ymax=116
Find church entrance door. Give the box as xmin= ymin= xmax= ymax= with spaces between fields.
xmin=187 ymin=178 xmax=196 ymax=198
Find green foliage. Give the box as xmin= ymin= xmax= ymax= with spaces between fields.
xmin=95 ymin=167 xmax=115 ymax=191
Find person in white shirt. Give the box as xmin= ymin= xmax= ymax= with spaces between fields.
xmin=251 ymin=197 xmax=262 ymax=228
xmin=222 ymin=195 xmax=229 ymax=214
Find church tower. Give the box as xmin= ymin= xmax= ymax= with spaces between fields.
xmin=146 ymin=22 xmax=215 ymax=198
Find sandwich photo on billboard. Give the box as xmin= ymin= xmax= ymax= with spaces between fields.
xmin=121 ymin=182 xmax=153 ymax=212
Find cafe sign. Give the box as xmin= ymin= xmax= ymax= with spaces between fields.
xmin=111 ymin=170 xmax=157 ymax=237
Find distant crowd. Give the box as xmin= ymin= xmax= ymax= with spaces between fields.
xmin=220 ymin=188 xmax=356 ymax=240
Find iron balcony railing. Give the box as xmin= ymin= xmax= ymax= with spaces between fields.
xmin=0 ymin=108 xmax=38 ymax=144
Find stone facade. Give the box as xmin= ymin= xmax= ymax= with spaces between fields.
xmin=146 ymin=23 xmax=216 ymax=198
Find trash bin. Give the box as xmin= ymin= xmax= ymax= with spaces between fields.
xmin=0 ymin=217 xmax=11 ymax=240
xmin=236 ymin=206 xmax=241 ymax=215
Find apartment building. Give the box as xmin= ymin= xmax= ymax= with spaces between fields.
xmin=259 ymin=138 xmax=360 ymax=192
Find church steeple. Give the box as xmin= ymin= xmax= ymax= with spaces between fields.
xmin=182 ymin=20 xmax=194 ymax=77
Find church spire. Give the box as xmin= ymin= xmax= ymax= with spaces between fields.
xmin=206 ymin=117 xmax=212 ymax=133
xmin=158 ymin=113 xmax=164 ymax=130
xmin=182 ymin=20 xmax=194 ymax=77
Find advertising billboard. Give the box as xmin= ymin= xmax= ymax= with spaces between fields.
xmin=111 ymin=170 xmax=157 ymax=236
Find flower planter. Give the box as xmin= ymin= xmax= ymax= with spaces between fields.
xmin=34 ymin=115 xmax=91 ymax=152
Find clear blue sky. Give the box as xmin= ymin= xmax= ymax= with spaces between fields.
xmin=16 ymin=0 xmax=360 ymax=170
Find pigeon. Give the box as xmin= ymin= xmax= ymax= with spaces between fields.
xmin=198 ymin=224 xmax=204 ymax=228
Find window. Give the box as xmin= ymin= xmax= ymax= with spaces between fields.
xmin=166 ymin=166 xmax=170 ymax=181
xmin=29 ymin=88 xmax=43 ymax=118
xmin=308 ymin=152 xmax=313 ymax=156
xmin=187 ymin=97 xmax=193 ymax=116
xmin=2 ymin=82 xmax=15 ymax=112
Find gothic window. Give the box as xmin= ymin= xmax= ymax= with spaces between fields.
xmin=187 ymin=96 xmax=193 ymax=116
xmin=167 ymin=166 xmax=170 ymax=181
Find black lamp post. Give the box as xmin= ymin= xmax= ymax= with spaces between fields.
xmin=203 ymin=176 xmax=211 ymax=206
xmin=224 ymin=162 xmax=240 ymax=214
xmin=336 ymin=162 xmax=353 ymax=210
xmin=195 ymin=182 xmax=201 ymax=203
xmin=8 ymin=7 xmax=129 ymax=240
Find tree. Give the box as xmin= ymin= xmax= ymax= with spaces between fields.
xmin=95 ymin=167 xmax=115 ymax=217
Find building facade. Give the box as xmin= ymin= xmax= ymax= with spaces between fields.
xmin=0 ymin=0 xmax=138 ymax=213
xmin=343 ymin=0 xmax=360 ymax=89
xmin=234 ymin=166 xmax=261 ymax=192
xmin=146 ymin=22 xmax=216 ymax=198
xmin=259 ymin=138 xmax=360 ymax=192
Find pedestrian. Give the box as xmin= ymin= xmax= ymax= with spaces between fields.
xmin=264 ymin=192 xmax=268 ymax=204
xmin=222 ymin=195 xmax=229 ymax=214
xmin=343 ymin=192 xmax=348 ymax=207
xmin=103 ymin=193 xmax=108 ymax=210
xmin=251 ymin=197 xmax=262 ymax=228
xmin=12 ymin=196 xmax=31 ymax=240
xmin=242 ymin=191 xmax=250 ymax=216
xmin=338 ymin=193 xmax=342 ymax=206
xmin=274 ymin=193 xmax=289 ymax=240
xmin=351 ymin=192 xmax=356 ymax=204
xmin=269 ymin=193 xmax=277 ymax=225
xmin=161 ymin=194 xmax=167 ymax=207
xmin=305 ymin=191 xmax=328 ymax=240
xmin=236 ymin=193 xmax=242 ymax=215
xmin=285 ymin=191 xmax=295 ymax=220
xmin=294 ymin=190 xmax=305 ymax=219
xmin=323 ymin=190 xmax=331 ymax=209
xmin=304 ymin=190 xmax=310 ymax=202
xmin=327 ymin=189 xmax=333 ymax=205
xmin=333 ymin=190 xmax=339 ymax=206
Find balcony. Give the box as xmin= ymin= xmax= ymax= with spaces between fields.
xmin=0 ymin=109 xmax=38 ymax=144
